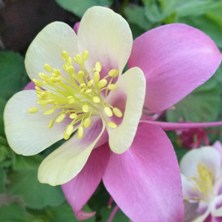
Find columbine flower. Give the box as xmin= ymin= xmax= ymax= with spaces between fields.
xmin=181 ymin=142 xmax=222 ymax=222
xmin=4 ymin=6 xmax=221 ymax=222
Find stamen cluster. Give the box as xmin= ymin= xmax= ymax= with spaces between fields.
xmin=28 ymin=50 xmax=123 ymax=140
xmin=192 ymin=164 xmax=214 ymax=201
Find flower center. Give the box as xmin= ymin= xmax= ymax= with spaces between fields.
xmin=28 ymin=50 xmax=123 ymax=140
xmin=192 ymin=164 xmax=214 ymax=201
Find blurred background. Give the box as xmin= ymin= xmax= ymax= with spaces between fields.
xmin=0 ymin=0 xmax=222 ymax=221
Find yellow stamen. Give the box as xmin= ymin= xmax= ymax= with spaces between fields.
xmin=108 ymin=84 xmax=118 ymax=90
xmin=108 ymin=122 xmax=117 ymax=128
xmin=44 ymin=64 xmax=52 ymax=72
xmin=108 ymin=69 xmax=119 ymax=77
xmin=83 ymin=50 xmax=89 ymax=60
xmin=56 ymin=113 xmax=66 ymax=123
xmin=87 ymin=79 xmax=94 ymax=87
xmin=67 ymin=96 xmax=75 ymax=104
xmin=29 ymin=50 xmax=123 ymax=141
xmin=83 ymin=118 xmax=91 ymax=128
xmin=78 ymin=126 xmax=84 ymax=139
xmin=74 ymin=54 xmax=82 ymax=64
xmin=93 ymin=96 xmax=101 ymax=103
xmin=82 ymin=104 xmax=90 ymax=113
xmin=28 ymin=107 xmax=39 ymax=113
xmin=94 ymin=72 xmax=100 ymax=82
xmin=48 ymin=119 xmax=55 ymax=128
xmin=192 ymin=164 xmax=214 ymax=200
xmin=70 ymin=113 xmax=77 ymax=120
xmin=62 ymin=50 xmax=69 ymax=60
xmin=98 ymin=79 xmax=107 ymax=88
xmin=43 ymin=108 xmax=55 ymax=115
xmin=113 ymin=107 xmax=123 ymax=118
xmin=95 ymin=62 xmax=102 ymax=72
xmin=104 ymin=106 xmax=113 ymax=117
xmin=64 ymin=124 xmax=74 ymax=140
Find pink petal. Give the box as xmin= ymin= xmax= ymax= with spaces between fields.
xmin=24 ymin=81 xmax=35 ymax=90
xmin=128 ymin=23 xmax=222 ymax=113
xmin=205 ymin=215 xmax=222 ymax=222
xmin=73 ymin=22 xmax=80 ymax=33
xmin=62 ymin=144 xmax=110 ymax=220
xmin=103 ymin=123 xmax=184 ymax=222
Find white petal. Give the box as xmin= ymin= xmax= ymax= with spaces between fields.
xmin=210 ymin=195 xmax=222 ymax=217
xmin=180 ymin=147 xmax=221 ymax=179
xmin=192 ymin=208 xmax=210 ymax=222
xmin=184 ymin=201 xmax=209 ymax=222
xmin=78 ymin=6 xmax=133 ymax=74
xmin=25 ymin=22 xmax=78 ymax=79
xmin=4 ymin=90 xmax=64 ymax=155
xmin=213 ymin=141 xmax=222 ymax=158
xmin=181 ymin=174 xmax=201 ymax=201
xmin=107 ymin=67 xmax=146 ymax=154
xmin=38 ymin=119 xmax=105 ymax=186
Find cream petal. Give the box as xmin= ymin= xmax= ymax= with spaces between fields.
xmin=38 ymin=119 xmax=105 ymax=186
xmin=107 ymin=67 xmax=146 ymax=154
xmin=180 ymin=147 xmax=221 ymax=179
xmin=4 ymin=90 xmax=64 ymax=155
xmin=78 ymin=6 xmax=133 ymax=74
xmin=25 ymin=22 xmax=78 ymax=80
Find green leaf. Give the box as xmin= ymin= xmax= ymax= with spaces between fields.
xmin=124 ymin=5 xmax=152 ymax=30
xmin=0 ymin=167 xmax=6 ymax=192
xmin=0 ymin=97 xmax=6 ymax=136
xmin=179 ymin=14 xmax=222 ymax=48
xmin=88 ymin=183 xmax=109 ymax=213
xmin=0 ymin=136 xmax=13 ymax=168
xmin=0 ymin=51 xmax=28 ymax=100
xmin=100 ymin=206 xmax=129 ymax=222
xmin=0 ymin=203 xmax=31 ymax=222
xmin=45 ymin=203 xmax=94 ymax=222
xmin=55 ymin=0 xmax=112 ymax=17
xmin=8 ymin=155 xmax=65 ymax=209
xmin=175 ymin=0 xmax=221 ymax=17
xmin=143 ymin=0 xmax=176 ymax=22
xmin=12 ymin=155 xmax=43 ymax=171
xmin=166 ymin=79 xmax=221 ymax=122
xmin=28 ymin=203 xmax=94 ymax=222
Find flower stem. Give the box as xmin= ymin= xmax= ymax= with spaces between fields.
xmin=142 ymin=120 xmax=222 ymax=131
xmin=107 ymin=205 xmax=119 ymax=222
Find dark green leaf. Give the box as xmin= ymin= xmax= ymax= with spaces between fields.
xmin=0 ymin=98 xmax=6 ymax=136
xmin=0 ymin=168 xmax=6 ymax=192
xmin=0 ymin=203 xmax=31 ymax=222
xmin=8 ymin=155 xmax=65 ymax=209
xmin=45 ymin=203 xmax=94 ymax=222
xmin=143 ymin=0 xmax=176 ymax=22
xmin=0 ymin=51 xmax=27 ymax=100
xmin=179 ymin=14 xmax=222 ymax=48
xmin=100 ymin=206 xmax=129 ymax=222
xmin=124 ymin=5 xmax=152 ymax=30
xmin=55 ymin=0 xmax=112 ymax=17
xmin=0 ymin=136 xmax=13 ymax=168
xmin=166 ymin=79 xmax=221 ymax=122
xmin=175 ymin=0 xmax=221 ymax=17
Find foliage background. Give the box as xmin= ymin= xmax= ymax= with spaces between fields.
xmin=0 ymin=0 xmax=222 ymax=221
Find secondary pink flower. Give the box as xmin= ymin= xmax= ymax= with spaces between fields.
xmin=181 ymin=142 xmax=222 ymax=222
xmin=3 ymin=6 xmax=222 ymax=222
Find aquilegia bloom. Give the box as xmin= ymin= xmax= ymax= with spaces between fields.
xmin=181 ymin=142 xmax=222 ymax=222
xmin=4 ymin=6 xmax=222 ymax=222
